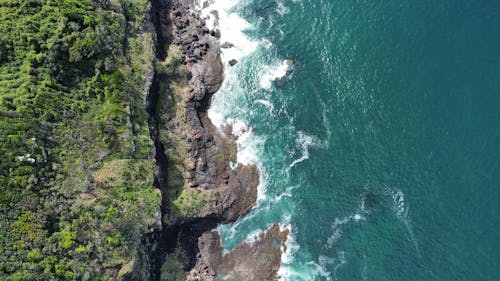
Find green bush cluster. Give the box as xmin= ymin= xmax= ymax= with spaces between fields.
xmin=170 ymin=188 xmax=214 ymax=219
xmin=0 ymin=0 xmax=160 ymax=279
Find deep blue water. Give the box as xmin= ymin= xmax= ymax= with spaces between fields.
xmin=201 ymin=0 xmax=500 ymax=280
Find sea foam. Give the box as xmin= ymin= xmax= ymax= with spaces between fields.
xmin=260 ymin=59 xmax=293 ymax=89
xmin=196 ymin=0 xmax=258 ymax=64
xmin=290 ymin=131 xmax=326 ymax=168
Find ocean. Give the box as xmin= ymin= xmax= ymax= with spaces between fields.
xmin=196 ymin=0 xmax=500 ymax=280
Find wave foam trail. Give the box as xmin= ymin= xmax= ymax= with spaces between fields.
xmin=274 ymin=185 xmax=299 ymax=203
xmin=196 ymin=0 xmax=259 ymax=63
xmin=290 ymin=131 xmax=326 ymax=168
xmin=287 ymin=251 xmax=346 ymax=281
xmin=332 ymin=251 xmax=347 ymax=281
xmin=260 ymin=60 xmax=292 ymax=89
xmin=278 ymin=224 xmax=303 ymax=281
xmin=254 ymin=99 xmax=274 ymax=114
xmin=276 ymin=0 xmax=290 ymax=15
xmin=387 ymin=187 xmax=421 ymax=257
xmin=361 ymin=254 xmax=368 ymax=280
xmin=325 ymin=211 xmax=366 ymax=249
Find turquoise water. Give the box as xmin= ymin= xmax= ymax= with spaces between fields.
xmin=200 ymin=0 xmax=500 ymax=280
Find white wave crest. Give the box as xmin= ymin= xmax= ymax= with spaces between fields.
xmin=278 ymin=224 xmax=302 ymax=280
xmin=274 ymin=185 xmax=299 ymax=203
xmin=196 ymin=0 xmax=259 ymax=63
xmin=325 ymin=213 xmax=365 ymax=249
xmin=276 ymin=0 xmax=290 ymax=15
xmin=260 ymin=60 xmax=292 ymax=89
xmin=289 ymin=131 xmax=326 ymax=168
xmin=392 ymin=189 xmax=406 ymax=218
xmin=243 ymin=228 xmax=265 ymax=244
xmin=386 ymin=187 xmax=421 ymax=256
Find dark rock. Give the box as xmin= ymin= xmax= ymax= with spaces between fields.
xmin=193 ymin=49 xmax=202 ymax=59
xmin=154 ymin=3 xmax=286 ymax=280
xmin=283 ymin=58 xmax=294 ymax=67
xmin=220 ymin=42 xmax=234 ymax=48
xmin=210 ymin=10 xmax=219 ymax=21
xmin=192 ymin=224 xmax=289 ymax=281
xmin=228 ymin=59 xmax=237 ymax=66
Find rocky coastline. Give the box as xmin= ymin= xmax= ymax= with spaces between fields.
xmin=129 ymin=0 xmax=289 ymax=280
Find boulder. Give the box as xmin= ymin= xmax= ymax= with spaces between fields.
xmin=221 ymin=42 xmax=234 ymax=48
xmin=283 ymin=58 xmax=294 ymax=67
xmin=228 ymin=59 xmax=237 ymax=66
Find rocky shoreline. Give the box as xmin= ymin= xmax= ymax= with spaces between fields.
xmin=135 ymin=0 xmax=289 ymax=280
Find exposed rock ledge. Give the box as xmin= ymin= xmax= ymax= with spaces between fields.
xmin=165 ymin=0 xmax=259 ymax=224
xmin=188 ymin=224 xmax=289 ymax=281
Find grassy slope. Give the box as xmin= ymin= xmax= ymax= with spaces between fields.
xmin=0 ymin=0 xmax=161 ymax=279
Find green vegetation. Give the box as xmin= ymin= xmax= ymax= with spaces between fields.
xmin=0 ymin=0 xmax=161 ymax=279
xmin=153 ymin=45 xmax=211 ymax=221
xmin=170 ymin=188 xmax=214 ymax=219
xmin=155 ymin=45 xmax=188 ymax=77
xmin=160 ymin=250 xmax=185 ymax=281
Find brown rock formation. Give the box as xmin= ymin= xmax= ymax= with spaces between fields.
xmin=187 ymin=224 xmax=289 ymax=281
xmin=159 ymin=0 xmax=261 ymax=225
xmin=131 ymin=1 xmax=290 ymax=280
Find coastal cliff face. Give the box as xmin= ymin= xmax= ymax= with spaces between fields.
xmin=0 ymin=0 xmax=286 ymax=280
xmin=127 ymin=1 xmax=288 ymax=280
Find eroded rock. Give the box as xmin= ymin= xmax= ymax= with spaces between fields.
xmin=187 ymin=224 xmax=289 ymax=281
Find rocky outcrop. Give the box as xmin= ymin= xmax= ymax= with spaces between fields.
xmin=163 ymin=0 xmax=260 ymax=225
xmin=187 ymin=224 xmax=289 ymax=281
xmin=127 ymin=1 xmax=288 ymax=280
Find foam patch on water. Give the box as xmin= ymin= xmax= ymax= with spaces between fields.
xmin=386 ymin=186 xmax=421 ymax=256
xmin=260 ymin=60 xmax=292 ymax=89
xmin=274 ymin=185 xmax=299 ymax=203
xmin=254 ymin=98 xmax=274 ymax=115
xmin=278 ymin=220 xmax=349 ymax=281
xmin=276 ymin=0 xmax=290 ymax=15
xmin=235 ymin=124 xmax=262 ymax=165
xmin=317 ymin=252 xmax=347 ymax=281
xmin=361 ymin=254 xmax=368 ymax=280
xmin=392 ymin=189 xmax=406 ymax=218
xmin=325 ymin=212 xmax=366 ymax=249
xmin=278 ymin=224 xmax=301 ymax=280
xmin=332 ymin=251 xmax=347 ymax=280
xmin=196 ymin=0 xmax=259 ymax=63
xmin=284 ymin=251 xmax=346 ymax=281
xmin=289 ymin=131 xmax=326 ymax=168
xmin=243 ymin=227 xmax=265 ymax=243
xmin=325 ymin=217 xmax=349 ymax=248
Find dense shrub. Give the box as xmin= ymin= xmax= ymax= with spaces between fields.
xmin=0 ymin=0 xmax=159 ymax=279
